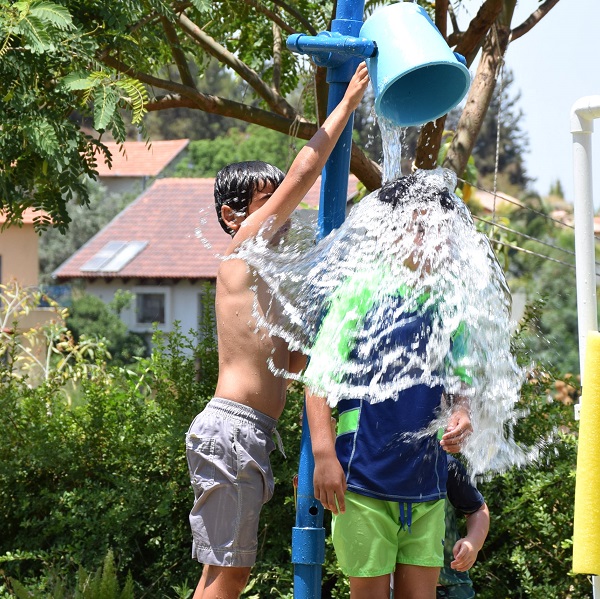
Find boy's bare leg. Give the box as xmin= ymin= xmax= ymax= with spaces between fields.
xmin=349 ymin=574 xmax=393 ymax=599
xmin=193 ymin=565 xmax=251 ymax=599
xmin=393 ymin=565 xmax=440 ymax=599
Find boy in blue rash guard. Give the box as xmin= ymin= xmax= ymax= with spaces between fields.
xmin=437 ymin=457 xmax=489 ymax=599
xmin=305 ymin=175 xmax=473 ymax=599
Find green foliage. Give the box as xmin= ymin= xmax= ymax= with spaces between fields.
xmin=513 ymin=228 xmax=584 ymax=375
xmin=7 ymin=550 xmax=134 ymax=599
xmin=0 ymin=318 xmax=216 ymax=596
xmin=173 ymin=125 xmax=307 ymax=177
xmin=549 ymin=179 xmax=565 ymax=199
xmin=470 ymin=311 xmax=587 ymax=598
xmin=66 ymin=293 xmax=148 ymax=366
xmin=473 ymin=69 xmax=531 ymax=193
xmin=0 ymin=281 xmax=110 ymax=385
xmin=0 ymin=0 xmax=139 ymax=231
xmin=0 ymin=0 xmax=330 ymax=230
xmin=0 ymin=282 xmax=591 ymax=597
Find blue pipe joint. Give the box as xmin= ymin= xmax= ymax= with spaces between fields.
xmin=286 ymin=32 xmax=376 ymax=69
xmin=291 ymin=527 xmax=326 ymax=565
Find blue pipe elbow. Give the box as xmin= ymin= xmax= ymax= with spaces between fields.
xmin=287 ymin=32 xmax=376 ymax=68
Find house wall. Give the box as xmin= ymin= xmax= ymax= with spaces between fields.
xmin=0 ymin=224 xmax=38 ymax=286
xmin=99 ymin=177 xmax=147 ymax=196
xmin=84 ymin=279 xmax=215 ymax=346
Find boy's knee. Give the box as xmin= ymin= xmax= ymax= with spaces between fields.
xmin=201 ymin=565 xmax=251 ymax=598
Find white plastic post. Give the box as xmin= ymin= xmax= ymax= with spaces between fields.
xmin=571 ymin=95 xmax=600 ymax=598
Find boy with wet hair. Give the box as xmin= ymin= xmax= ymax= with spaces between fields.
xmin=185 ymin=62 xmax=369 ymax=599
xmin=214 ymin=161 xmax=285 ymax=236
xmin=305 ymin=174 xmax=473 ymax=599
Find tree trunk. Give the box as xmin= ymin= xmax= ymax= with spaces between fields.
xmin=414 ymin=0 xmax=505 ymax=172
xmin=443 ymin=22 xmax=511 ymax=178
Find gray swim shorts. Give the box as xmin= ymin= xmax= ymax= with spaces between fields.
xmin=185 ymin=397 xmax=279 ymax=567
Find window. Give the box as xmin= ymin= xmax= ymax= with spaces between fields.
xmin=136 ymin=293 xmax=166 ymax=324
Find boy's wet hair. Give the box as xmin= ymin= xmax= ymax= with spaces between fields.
xmin=214 ymin=161 xmax=285 ymax=236
xmin=377 ymin=173 xmax=455 ymax=211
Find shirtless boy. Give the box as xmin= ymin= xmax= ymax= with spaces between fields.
xmin=185 ymin=62 xmax=369 ymax=599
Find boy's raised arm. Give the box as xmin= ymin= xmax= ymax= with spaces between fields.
xmin=228 ymin=62 xmax=369 ymax=252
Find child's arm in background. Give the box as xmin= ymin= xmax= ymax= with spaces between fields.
xmin=450 ymin=502 xmax=490 ymax=571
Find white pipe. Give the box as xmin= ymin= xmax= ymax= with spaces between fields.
xmin=571 ymin=96 xmax=600 ymax=376
xmin=571 ymin=96 xmax=600 ymax=598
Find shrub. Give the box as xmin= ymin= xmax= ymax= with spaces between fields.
xmin=0 ymin=290 xmax=591 ymax=598
xmin=66 ymin=293 xmax=147 ymax=366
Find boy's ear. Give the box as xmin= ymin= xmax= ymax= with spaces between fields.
xmin=221 ymin=205 xmax=245 ymax=232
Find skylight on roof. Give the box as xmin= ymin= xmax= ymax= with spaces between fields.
xmin=80 ymin=240 xmax=148 ymax=273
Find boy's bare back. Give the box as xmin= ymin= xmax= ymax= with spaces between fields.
xmin=213 ymin=257 xmax=301 ymax=419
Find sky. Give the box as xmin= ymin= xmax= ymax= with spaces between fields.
xmin=458 ymin=0 xmax=600 ymax=206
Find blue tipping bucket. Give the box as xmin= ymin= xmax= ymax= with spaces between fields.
xmin=360 ymin=2 xmax=471 ymax=127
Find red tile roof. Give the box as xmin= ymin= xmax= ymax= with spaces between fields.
xmin=53 ymin=175 xmax=359 ymax=281
xmin=95 ymin=139 xmax=190 ymax=178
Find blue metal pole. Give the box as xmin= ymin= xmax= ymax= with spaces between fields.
xmin=292 ymin=1 xmax=366 ymax=597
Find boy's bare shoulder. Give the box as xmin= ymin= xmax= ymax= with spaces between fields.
xmin=216 ymin=256 xmax=254 ymax=294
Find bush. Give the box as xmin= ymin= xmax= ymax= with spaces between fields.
xmin=0 ymin=291 xmax=591 ymax=597
xmin=66 ymin=293 xmax=148 ymax=366
xmin=471 ymin=364 xmax=588 ymax=598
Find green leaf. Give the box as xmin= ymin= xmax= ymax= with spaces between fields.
xmin=14 ymin=13 xmax=53 ymax=53
xmin=189 ymin=0 xmax=211 ymax=12
xmin=62 ymin=72 xmax=98 ymax=91
xmin=116 ymin=78 xmax=148 ymax=125
xmin=29 ymin=1 xmax=74 ymax=30
xmin=93 ymin=85 xmax=119 ymax=131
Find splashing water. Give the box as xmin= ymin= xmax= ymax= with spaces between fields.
xmin=232 ymin=166 xmax=534 ymax=477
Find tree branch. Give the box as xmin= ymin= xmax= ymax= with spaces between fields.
xmin=436 ymin=0 xmax=448 ymax=40
xmin=176 ymin=11 xmax=296 ymax=119
xmin=447 ymin=2 xmax=460 ymax=41
xmin=444 ymin=23 xmax=511 ymax=177
xmin=145 ymin=93 xmax=313 ymax=134
xmin=100 ymin=54 xmax=201 ymax=100
xmin=240 ymin=0 xmax=297 ymax=35
xmin=454 ymin=0 xmax=504 ymax=64
xmin=160 ymin=16 xmax=196 ymax=89
xmin=143 ymin=93 xmax=381 ymax=190
xmin=271 ymin=0 xmax=317 ymax=35
xmin=273 ymin=21 xmax=282 ymax=93
xmin=510 ymin=0 xmax=560 ymax=42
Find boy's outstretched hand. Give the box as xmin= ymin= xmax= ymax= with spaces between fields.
xmin=344 ymin=61 xmax=370 ymax=111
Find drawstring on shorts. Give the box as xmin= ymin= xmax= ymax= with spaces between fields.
xmin=399 ymin=501 xmax=413 ymax=532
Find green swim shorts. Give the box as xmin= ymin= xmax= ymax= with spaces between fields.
xmin=332 ymin=492 xmax=445 ymax=578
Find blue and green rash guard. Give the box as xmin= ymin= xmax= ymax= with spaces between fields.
xmin=334 ymin=292 xmax=449 ymax=507
xmin=306 ymin=274 xmax=471 ymax=530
